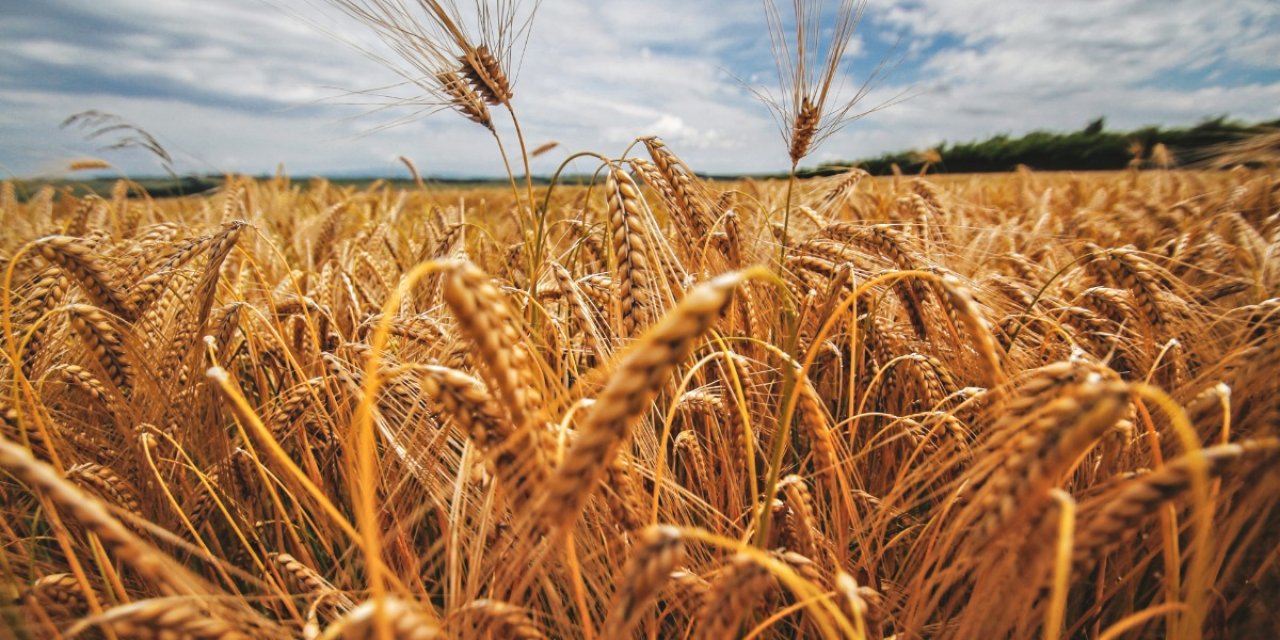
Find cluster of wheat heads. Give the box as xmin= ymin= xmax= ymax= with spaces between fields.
xmin=1 ymin=161 xmax=1278 ymax=639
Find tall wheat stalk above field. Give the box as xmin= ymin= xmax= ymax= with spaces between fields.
xmin=324 ymin=0 xmax=545 ymax=264
xmin=763 ymin=0 xmax=869 ymax=165
xmin=759 ymin=0 xmax=898 ymax=262
xmin=751 ymin=0 xmax=899 ymax=548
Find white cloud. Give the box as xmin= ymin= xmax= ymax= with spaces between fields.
xmin=822 ymin=0 xmax=1280 ymax=157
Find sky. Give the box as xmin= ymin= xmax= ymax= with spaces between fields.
xmin=1 ymin=0 xmax=1278 ymax=178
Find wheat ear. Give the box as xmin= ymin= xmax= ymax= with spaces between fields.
xmin=66 ymin=303 xmax=134 ymax=396
xmin=608 ymin=164 xmax=656 ymax=334
xmin=35 ymin=235 xmax=134 ymax=321
xmin=695 ymin=553 xmax=775 ymax=640
xmin=1073 ymin=438 xmax=1280 ymax=572
xmin=459 ymin=44 xmax=513 ymax=105
xmin=416 ymin=364 xmax=547 ymax=503
xmin=442 ymin=260 xmax=545 ymax=430
xmin=66 ymin=462 xmax=142 ymax=516
xmin=535 ymin=271 xmax=745 ymax=533
xmin=65 ymin=598 xmax=254 ymax=639
xmin=450 ymin=599 xmax=544 ymax=639
xmin=436 ymin=69 xmax=494 ymax=129
xmin=602 ymin=524 xmax=685 ymax=638
xmin=25 ymin=572 xmax=97 ymax=620
xmin=325 ymin=597 xmax=442 ymax=640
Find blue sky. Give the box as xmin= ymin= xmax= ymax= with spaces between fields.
xmin=1 ymin=0 xmax=1277 ymax=178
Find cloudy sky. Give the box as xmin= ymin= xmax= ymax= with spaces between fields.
xmin=2 ymin=0 xmax=1277 ymax=178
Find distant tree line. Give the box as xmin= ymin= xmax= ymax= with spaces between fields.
xmin=804 ymin=116 xmax=1280 ymax=177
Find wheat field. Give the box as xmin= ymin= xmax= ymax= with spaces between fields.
xmin=3 ymin=0 xmax=1280 ymax=637
xmin=2 ymin=162 xmax=1277 ymax=639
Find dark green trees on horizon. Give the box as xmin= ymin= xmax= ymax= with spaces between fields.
xmin=812 ymin=116 xmax=1279 ymax=177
